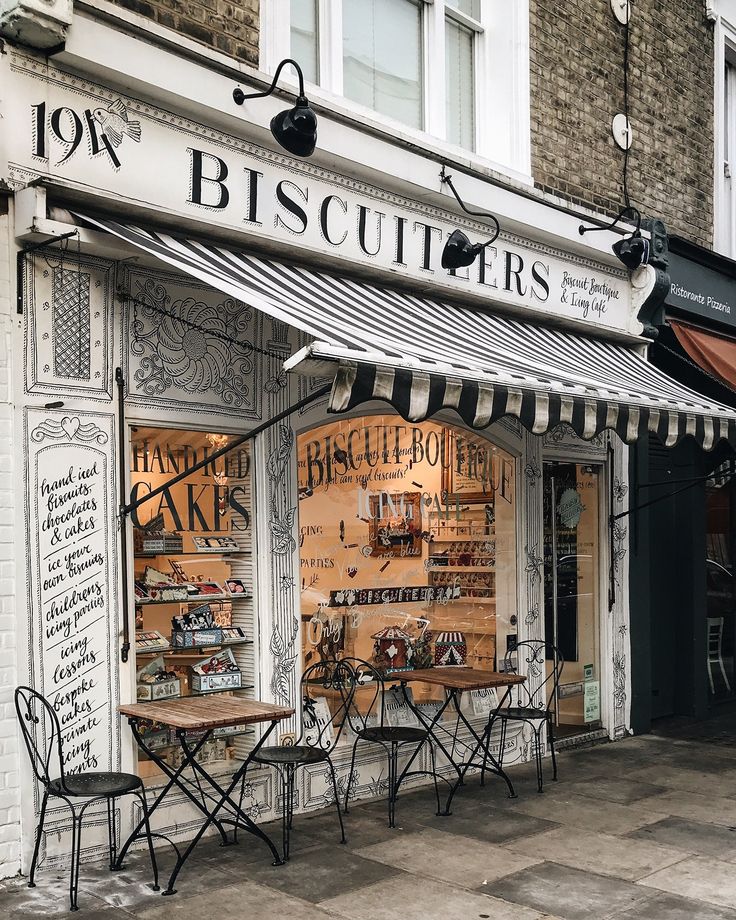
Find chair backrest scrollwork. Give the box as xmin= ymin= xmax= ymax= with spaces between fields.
xmin=503 ymin=640 xmax=564 ymax=714
xmin=14 ymin=686 xmax=67 ymax=791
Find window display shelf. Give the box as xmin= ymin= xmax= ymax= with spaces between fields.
xmin=136 ymin=593 xmax=251 ymax=606
xmin=136 ymin=638 xmax=254 ymax=657
xmin=136 ymin=550 xmax=248 ymax=558
xmin=426 ymin=565 xmax=494 ymax=572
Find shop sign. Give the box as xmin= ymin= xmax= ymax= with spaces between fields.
xmin=327 ymin=583 xmax=461 ymax=607
xmin=668 ymin=251 xmax=736 ymax=329
xmin=557 ymin=488 xmax=585 ymax=528
xmin=6 ymin=52 xmax=633 ymax=335
xmin=584 ymin=680 xmax=601 ymax=722
xmin=26 ymin=409 xmax=116 ymax=774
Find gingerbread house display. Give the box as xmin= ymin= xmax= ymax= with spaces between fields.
xmin=434 ymin=631 xmax=467 ymax=667
xmin=372 ymin=625 xmax=414 ymax=672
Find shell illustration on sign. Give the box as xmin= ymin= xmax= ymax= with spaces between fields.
xmin=92 ymin=99 xmax=142 ymax=147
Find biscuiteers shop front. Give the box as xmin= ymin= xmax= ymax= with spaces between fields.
xmin=8 ymin=49 xmax=736 ymax=870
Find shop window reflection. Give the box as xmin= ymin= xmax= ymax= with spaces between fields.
xmin=706 ymin=460 xmax=736 ymax=700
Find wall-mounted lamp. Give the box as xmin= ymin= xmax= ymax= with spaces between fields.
xmin=439 ymin=167 xmax=500 ymax=270
xmin=579 ymin=205 xmax=649 ymax=271
xmin=233 ymin=58 xmax=317 ymax=158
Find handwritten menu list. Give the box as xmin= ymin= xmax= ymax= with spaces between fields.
xmin=32 ymin=425 xmax=113 ymax=776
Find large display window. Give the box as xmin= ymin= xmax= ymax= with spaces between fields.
xmin=129 ymin=427 xmax=256 ymax=780
xmin=297 ymin=415 xmax=517 ymax=707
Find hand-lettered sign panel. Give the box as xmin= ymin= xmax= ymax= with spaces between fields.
xmin=26 ymin=409 xmax=118 ymax=790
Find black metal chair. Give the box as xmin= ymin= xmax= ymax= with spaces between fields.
xmin=342 ymin=657 xmax=439 ymax=828
xmin=253 ymin=658 xmax=353 ymax=860
xmin=15 ymin=686 xmax=158 ymax=911
xmin=489 ymin=640 xmax=564 ymax=793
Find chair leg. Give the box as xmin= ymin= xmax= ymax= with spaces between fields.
xmin=326 ymin=758 xmax=346 ymax=844
xmin=69 ymin=808 xmax=83 ymax=912
xmin=534 ymin=725 xmax=544 ymax=794
xmin=388 ymin=741 xmax=398 ymax=829
xmin=344 ymin=738 xmax=360 ymax=814
xmin=137 ymin=787 xmax=159 ymax=891
xmin=548 ymin=715 xmax=558 ymax=781
xmin=278 ymin=765 xmax=298 ymax=861
xmin=428 ymin=741 xmax=441 ymax=817
xmin=106 ymin=797 xmax=117 ymax=871
xmin=28 ymin=789 xmax=49 ymax=888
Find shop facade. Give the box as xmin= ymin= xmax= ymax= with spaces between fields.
xmin=0 ymin=12 xmax=711 ymax=877
xmin=630 ymin=238 xmax=736 ymax=732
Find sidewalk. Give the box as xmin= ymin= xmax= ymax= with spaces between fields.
xmin=3 ymin=728 xmax=736 ymax=919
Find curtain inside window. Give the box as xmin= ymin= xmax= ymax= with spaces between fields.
xmin=343 ymin=0 xmax=423 ymax=129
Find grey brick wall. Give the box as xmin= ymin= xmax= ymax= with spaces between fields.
xmin=530 ymin=0 xmax=714 ymax=248
xmin=107 ymin=0 xmax=260 ymax=63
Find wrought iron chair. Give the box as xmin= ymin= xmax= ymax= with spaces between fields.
xmin=15 ymin=686 xmax=158 ymax=911
xmin=342 ymin=657 xmax=439 ymax=828
xmin=253 ymin=658 xmax=353 ymax=860
xmin=489 ymin=640 xmax=564 ymax=793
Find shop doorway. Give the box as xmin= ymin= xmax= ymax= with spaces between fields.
xmin=543 ymin=462 xmax=603 ymax=737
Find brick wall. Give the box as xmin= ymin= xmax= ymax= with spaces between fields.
xmin=106 ymin=0 xmax=260 ymax=63
xmin=0 ymin=202 xmax=21 ymax=878
xmin=530 ymin=0 xmax=714 ymax=248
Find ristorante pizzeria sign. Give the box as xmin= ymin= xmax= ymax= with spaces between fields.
xmin=6 ymin=52 xmax=633 ymax=333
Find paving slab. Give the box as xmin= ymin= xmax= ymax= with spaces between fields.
xmin=638 ymin=855 xmax=736 ymax=911
xmin=136 ymin=880 xmax=335 ymax=920
xmin=356 ymin=827 xmax=541 ymax=888
xmin=506 ymin=826 xmax=688 ymax=881
xmin=486 ymin=861 xmax=653 ymax=920
xmin=626 ymin=816 xmax=736 ymax=859
xmin=320 ymin=873 xmax=554 ymax=920
xmin=612 ymin=890 xmax=736 ymax=920
xmin=0 ymin=872 xmax=125 ymax=918
xmin=416 ymin=804 xmax=560 ymax=843
xmin=490 ymin=790 xmax=667 ymax=836
xmin=557 ymin=774 xmax=667 ymax=805
xmin=230 ymin=842 xmax=400 ymax=903
xmin=627 ymin=764 xmax=736 ymax=796
xmin=636 ymin=789 xmax=736 ymax=827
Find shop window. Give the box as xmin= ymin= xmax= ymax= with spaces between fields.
xmin=262 ymin=0 xmax=530 ymax=168
xmin=130 ymin=427 xmax=256 ymax=780
xmin=298 ymin=415 xmax=517 ymax=719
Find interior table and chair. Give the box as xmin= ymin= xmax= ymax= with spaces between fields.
xmin=395 ymin=666 xmax=527 ymax=814
xmin=117 ymin=695 xmax=294 ymax=896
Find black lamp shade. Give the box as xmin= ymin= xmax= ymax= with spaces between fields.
xmin=612 ymin=234 xmax=650 ymax=271
xmin=441 ymin=229 xmax=485 ymax=270
xmin=270 ymin=96 xmax=318 ymax=157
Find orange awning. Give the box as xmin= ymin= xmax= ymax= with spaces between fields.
xmin=670 ymin=320 xmax=736 ymax=393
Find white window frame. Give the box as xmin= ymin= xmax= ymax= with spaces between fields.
xmin=260 ymin=0 xmax=530 ymax=177
xmin=712 ymin=0 xmax=736 ymax=255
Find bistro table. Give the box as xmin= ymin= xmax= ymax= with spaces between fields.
xmin=116 ymin=696 xmax=294 ymax=896
xmin=395 ymin=667 xmax=526 ymax=814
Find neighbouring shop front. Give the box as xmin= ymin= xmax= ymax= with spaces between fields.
xmin=631 ymin=237 xmax=736 ymax=731
xmin=4 ymin=30 xmax=734 ymax=875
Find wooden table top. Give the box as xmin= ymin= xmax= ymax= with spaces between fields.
xmin=400 ymin=667 xmax=526 ymax=691
xmin=119 ymin=696 xmax=295 ymax=730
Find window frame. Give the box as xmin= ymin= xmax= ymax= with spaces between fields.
xmin=261 ymin=0 xmax=530 ymax=175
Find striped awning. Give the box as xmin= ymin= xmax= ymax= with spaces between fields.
xmin=78 ymin=213 xmax=736 ymax=450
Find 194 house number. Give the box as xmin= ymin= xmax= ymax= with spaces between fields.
xmin=31 ymin=102 xmax=123 ymax=169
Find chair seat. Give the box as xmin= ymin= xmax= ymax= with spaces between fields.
xmin=48 ymin=771 xmax=142 ymax=797
xmin=357 ymin=726 xmax=428 ymax=744
xmin=495 ymin=706 xmax=549 ymax=721
xmin=254 ymin=744 xmax=330 ymax=765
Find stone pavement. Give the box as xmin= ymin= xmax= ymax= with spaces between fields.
xmin=3 ymin=728 xmax=736 ymax=920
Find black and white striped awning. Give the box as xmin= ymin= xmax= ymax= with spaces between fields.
xmin=79 ymin=213 xmax=736 ymax=450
